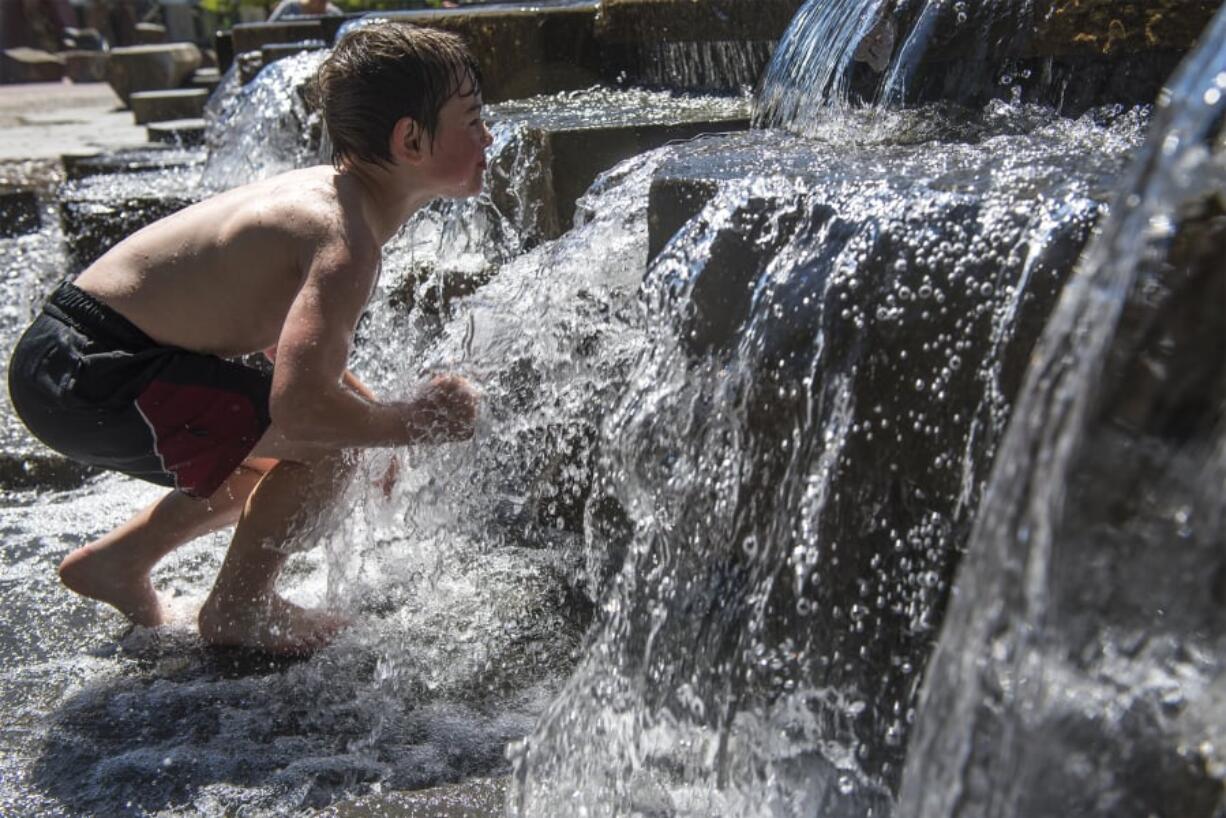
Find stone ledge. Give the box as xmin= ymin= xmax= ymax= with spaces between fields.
xmin=0 ymin=188 xmax=41 ymax=237
xmin=106 ymin=43 xmax=203 ymax=107
xmin=61 ymin=146 xmax=204 ymax=181
xmin=231 ymin=20 xmax=327 ymax=55
xmin=491 ymin=91 xmax=749 ymax=242
xmin=147 ymin=118 xmax=206 ymax=147
xmin=595 ymin=0 xmax=803 ymax=44
xmin=377 ymin=2 xmax=602 ymax=103
xmin=2 ymin=48 xmax=65 ymax=84
xmin=130 ymin=88 xmax=211 ymax=124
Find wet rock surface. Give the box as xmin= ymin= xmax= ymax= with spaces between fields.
xmin=898 ymin=23 xmax=1226 ymax=814
xmin=379 ymin=2 xmax=602 ymax=103
xmin=1 ymin=48 xmax=64 ymax=84
xmin=508 ymin=107 xmax=1149 ymax=812
xmin=0 ymin=188 xmax=40 ymax=237
xmin=106 ymin=44 xmax=204 ymax=108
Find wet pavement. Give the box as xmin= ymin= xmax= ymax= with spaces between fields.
xmin=0 ymin=82 xmax=149 ymax=162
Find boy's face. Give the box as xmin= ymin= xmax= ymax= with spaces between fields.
xmin=420 ymin=79 xmax=493 ymax=198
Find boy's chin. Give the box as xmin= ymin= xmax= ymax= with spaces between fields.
xmin=442 ymin=180 xmax=484 ymax=199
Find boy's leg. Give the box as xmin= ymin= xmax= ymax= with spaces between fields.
xmin=198 ymin=431 xmax=355 ymax=655
xmin=58 ymin=463 xmax=270 ymax=627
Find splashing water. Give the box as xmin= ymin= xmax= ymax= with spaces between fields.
xmin=200 ymin=50 xmax=330 ymax=191
xmin=899 ymin=8 xmax=1226 ymax=817
xmin=508 ymin=103 xmax=1147 ymax=816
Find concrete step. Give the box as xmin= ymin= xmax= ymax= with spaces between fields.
xmin=106 ymin=43 xmax=203 ymax=107
xmin=61 ymin=145 xmax=204 ymax=181
xmin=63 ymin=50 xmax=109 ymax=83
xmin=1 ymin=48 xmax=65 ymax=84
xmin=130 ymin=88 xmax=211 ymax=125
xmin=147 ymin=117 xmax=206 ymax=147
xmin=231 ymin=19 xmax=331 ymax=55
xmin=374 ymin=2 xmax=600 ymax=103
xmin=0 ymin=187 xmax=40 ymax=237
xmin=190 ymin=66 xmax=222 ymax=93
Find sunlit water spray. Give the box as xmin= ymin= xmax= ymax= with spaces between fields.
xmin=507 ymin=102 xmax=1147 ymax=816
xmin=899 ymin=8 xmax=1226 ymax=816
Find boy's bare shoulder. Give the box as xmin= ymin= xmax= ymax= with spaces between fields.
xmin=191 ymin=167 xmax=379 ymax=283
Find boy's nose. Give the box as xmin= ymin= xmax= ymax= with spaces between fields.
xmin=482 ymin=123 xmax=494 ymax=147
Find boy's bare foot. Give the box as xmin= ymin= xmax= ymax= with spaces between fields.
xmin=58 ymin=545 xmax=164 ymax=627
xmin=198 ymin=594 xmax=349 ymax=656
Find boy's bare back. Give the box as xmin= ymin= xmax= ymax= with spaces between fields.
xmin=75 ymin=166 xmax=376 ymax=360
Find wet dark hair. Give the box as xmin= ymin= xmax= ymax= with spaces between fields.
xmin=313 ymin=23 xmax=482 ymax=169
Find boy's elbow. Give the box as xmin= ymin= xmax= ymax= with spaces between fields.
xmin=269 ymin=392 xmax=323 ymax=441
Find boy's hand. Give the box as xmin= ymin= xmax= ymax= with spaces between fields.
xmin=407 ymin=374 xmax=479 ymax=442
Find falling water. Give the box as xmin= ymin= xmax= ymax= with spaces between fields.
xmin=898 ymin=7 xmax=1226 ymax=817
xmin=508 ymin=101 xmax=1147 ymax=814
xmin=755 ymin=0 xmax=1188 ymax=137
xmin=200 ymin=50 xmax=331 ymax=190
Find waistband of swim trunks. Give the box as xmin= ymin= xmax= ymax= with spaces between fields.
xmin=43 ymin=282 xmax=158 ymax=352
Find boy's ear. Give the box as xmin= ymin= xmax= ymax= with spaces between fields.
xmin=391 ymin=116 xmax=425 ymax=164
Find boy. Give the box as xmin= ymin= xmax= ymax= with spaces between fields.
xmin=7 ymin=23 xmax=489 ymax=655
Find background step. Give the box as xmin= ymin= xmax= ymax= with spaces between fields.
xmin=1 ymin=48 xmax=64 ymax=84
xmin=130 ymin=88 xmax=210 ymax=124
xmin=106 ymin=43 xmax=203 ymax=107
xmin=147 ymin=117 xmax=206 ymax=147
xmin=0 ymin=188 xmax=40 ymax=236
xmin=190 ymin=67 xmax=222 ymax=93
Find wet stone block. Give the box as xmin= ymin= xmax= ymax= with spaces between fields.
xmin=380 ymin=2 xmax=602 ymax=103
xmin=867 ymin=0 xmax=1219 ymax=113
xmin=129 ymin=88 xmax=210 ymax=124
xmin=231 ymin=20 xmax=325 ymax=55
xmin=63 ymin=50 xmax=109 ymax=83
xmin=146 ymin=118 xmax=206 ymax=147
xmin=61 ymin=146 xmax=205 ymax=181
xmin=1 ymin=48 xmax=65 ymax=84
xmin=0 ymin=189 xmax=41 ymax=237
xmin=0 ymin=451 xmax=97 ymax=492
xmin=638 ymin=129 xmax=1134 ymax=785
xmin=490 ymin=90 xmax=749 ymax=241
xmin=106 ymin=43 xmax=203 ymax=107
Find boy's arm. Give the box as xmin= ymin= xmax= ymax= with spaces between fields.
xmin=265 ymin=345 xmax=375 ymax=401
xmin=269 ymin=235 xmax=476 ymax=448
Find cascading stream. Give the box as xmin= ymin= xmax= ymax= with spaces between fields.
xmin=898 ymin=8 xmax=1226 ymax=817
xmin=509 ymin=105 xmax=1145 ymax=816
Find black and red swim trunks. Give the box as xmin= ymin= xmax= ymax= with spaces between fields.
xmin=8 ymin=282 xmax=272 ymax=498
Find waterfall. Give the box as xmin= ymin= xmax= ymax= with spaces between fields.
xmin=508 ymin=103 xmax=1146 ymax=814
xmin=898 ymin=7 xmax=1226 ymax=816
xmin=200 ymin=50 xmax=331 ymax=190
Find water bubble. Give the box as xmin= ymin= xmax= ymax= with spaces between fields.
xmin=837 ymin=774 xmax=856 ymax=795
